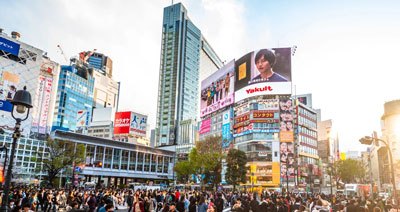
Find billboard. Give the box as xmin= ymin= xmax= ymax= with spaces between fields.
xmin=280 ymin=142 xmax=295 ymax=177
xmin=130 ymin=112 xmax=147 ymax=137
xmin=200 ymin=60 xmax=235 ymax=117
xmin=76 ymin=110 xmax=89 ymax=128
xmin=114 ymin=111 xmax=131 ymax=134
xmin=36 ymin=77 xmax=53 ymax=134
xmin=0 ymin=37 xmax=20 ymax=56
xmin=279 ymin=98 xmax=294 ymax=142
xmin=296 ymin=94 xmax=312 ymax=108
xmin=234 ymin=48 xmax=292 ymax=102
xmin=221 ymin=109 xmax=233 ymax=150
xmin=199 ymin=118 xmax=211 ymax=135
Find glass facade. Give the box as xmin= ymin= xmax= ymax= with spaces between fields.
xmin=52 ymin=65 xmax=94 ymax=131
xmin=156 ymin=3 xmax=221 ymax=148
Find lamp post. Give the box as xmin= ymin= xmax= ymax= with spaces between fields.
xmin=0 ymin=86 xmax=32 ymax=212
xmin=359 ymin=136 xmax=397 ymax=209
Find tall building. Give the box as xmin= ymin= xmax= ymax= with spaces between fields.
xmin=379 ymin=100 xmax=400 ymax=190
xmin=155 ymin=3 xmax=222 ymax=149
xmin=295 ymin=96 xmax=319 ymax=192
xmin=80 ymin=51 xmax=120 ymax=121
xmin=0 ymin=30 xmax=59 ymax=137
xmin=51 ymin=64 xmax=94 ymax=132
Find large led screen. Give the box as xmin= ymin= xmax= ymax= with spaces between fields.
xmin=234 ymin=48 xmax=292 ymax=102
xmin=200 ymin=60 xmax=235 ymax=117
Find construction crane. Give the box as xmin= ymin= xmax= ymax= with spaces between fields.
xmin=57 ymin=44 xmax=69 ymax=64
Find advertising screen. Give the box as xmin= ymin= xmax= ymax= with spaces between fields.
xmin=234 ymin=48 xmax=292 ymax=102
xmin=200 ymin=60 xmax=235 ymax=117
xmin=114 ymin=111 xmax=131 ymax=134
xmin=130 ymin=112 xmax=147 ymax=137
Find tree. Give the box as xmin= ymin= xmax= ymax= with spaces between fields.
xmin=225 ymin=148 xmax=247 ymax=191
xmin=174 ymin=160 xmax=194 ymax=183
xmin=42 ymin=138 xmax=85 ymax=187
xmin=195 ymin=136 xmax=224 ymax=190
xmin=335 ymin=159 xmax=366 ymax=183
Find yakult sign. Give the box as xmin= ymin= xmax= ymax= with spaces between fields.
xmin=234 ymin=48 xmax=292 ymax=102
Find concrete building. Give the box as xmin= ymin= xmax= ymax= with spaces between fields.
xmin=155 ymin=3 xmax=222 ymax=150
xmin=0 ymin=30 xmax=60 ymax=138
xmin=295 ymin=97 xmax=320 ymax=192
xmin=373 ymin=100 xmax=400 ymax=191
xmin=317 ymin=118 xmax=340 ymax=193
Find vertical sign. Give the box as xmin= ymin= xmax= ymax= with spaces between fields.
xmin=38 ymin=77 xmax=52 ymax=134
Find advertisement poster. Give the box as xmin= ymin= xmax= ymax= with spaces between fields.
xmin=221 ymin=109 xmax=233 ymax=150
xmin=37 ymin=77 xmax=53 ymax=134
xmin=200 ymin=60 xmax=235 ymax=117
xmin=114 ymin=111 xmax=131 ymax=134
xmin=130 ymin=112 xmax=147 ymax=137
xmin=199 ymin=118 xmax=211 ymax=135
xmin=234 ymin=48 xmax=292 ymax=102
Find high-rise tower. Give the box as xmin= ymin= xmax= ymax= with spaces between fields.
xmin=155 ymin=3 xmax=222 ymax=150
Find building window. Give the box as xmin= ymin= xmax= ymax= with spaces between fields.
xmin=112 ymin=149 xmax=121 ymax=169
xmin=129 ymin=151 xmax=136 ymax=171
xmin=95 ymin=146 xmax=104 ymax=162
xmin=121 ymin=150 xmax=129 ymax=170
xmin=137 ymin=152 xmax=144 ymax=171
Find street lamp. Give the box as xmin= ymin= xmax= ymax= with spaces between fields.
xmin=359 ymin=136 xmax=397 ymax=208
xmin=0 ymin=86 xmax=32 ymax=212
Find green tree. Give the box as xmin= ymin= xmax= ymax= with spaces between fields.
xmin=42 ymin=138 xmax=85 ymax=187
xmin=174 ymin=160 xmax=194 ymax=183
xmin=225 ymin=148 xmax=247 ymax=191
xmin=335 ymin=159 xmax=366 ymax=183
xmin=173 ymin=136 xmax=224 ymax=190
xmin=195 ymin=136 xmax=223 ymax=190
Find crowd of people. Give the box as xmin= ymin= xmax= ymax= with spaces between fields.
xmin=0 ymin=186 xmax=398 ymax=212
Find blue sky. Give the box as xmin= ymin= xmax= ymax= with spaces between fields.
xmin=2 ymin=0 xmax=400 ymax=152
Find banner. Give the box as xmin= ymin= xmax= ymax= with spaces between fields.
xmin=0 ymin=37 xmax=20 ymax=56
xmin=130 ymin=112 xmax=147 ymax=137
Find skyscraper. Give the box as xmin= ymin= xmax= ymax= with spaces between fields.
xmin=51 ymin=64 xmax=94 ymax=132
xmin=155 ymin=3 xmax=222 ymax=149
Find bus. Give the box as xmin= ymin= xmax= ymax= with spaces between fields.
xmin=344 ymin=184 xmax=370 ymax=198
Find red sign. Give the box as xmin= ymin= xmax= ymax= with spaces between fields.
xmin=114 ymin=112 xmax=131 ymax=134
